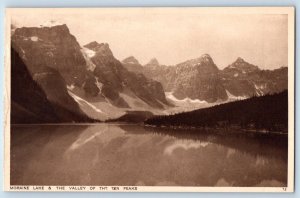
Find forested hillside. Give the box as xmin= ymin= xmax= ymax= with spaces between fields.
xmin=145 ymin=91 xmax=288 ymax=133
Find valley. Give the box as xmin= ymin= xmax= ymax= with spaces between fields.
xmin=11 ymin=23 xmax=288 ymax=123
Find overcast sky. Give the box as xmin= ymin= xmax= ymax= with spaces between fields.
xmin=11 ymin=8 xmax=288 ymax=69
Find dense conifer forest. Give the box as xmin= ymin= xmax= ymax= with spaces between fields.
xmin=145 ymin=91 xmax=288 ymax=133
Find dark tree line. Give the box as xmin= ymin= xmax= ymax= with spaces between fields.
xmin=145 ymin=90 xmax=288 ymax=133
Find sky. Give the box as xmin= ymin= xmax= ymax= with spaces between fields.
xmin=10 ymin=8 xmax=288 ymax=69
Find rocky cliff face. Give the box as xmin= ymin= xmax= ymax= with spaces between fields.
xmin=170 ymin=54 xmax=227 ymax=102
xmin=84 ymin=41 xmax=169 ymax=109
xmin=12 ymin=24 xmax=87 ymax=86
xmin=137 ymin=56 xmax=288 ymax=103
xmin=143 ymin=59 xmax=175 ymax=91
xmin=221 ymin=57 xmax=288 ymax=97
xmin=11 ymin=48 xmax=94 ymax=123
xmin=11 ymin=24 xmax=170 ymax=122
xmin=142 ymin=55 xmax=227 ymax=102
xmin=10 ymin=23 xmax=288 ymax=122
xmin=83 ymin=42 xmax=129 ymax=107
xmin=11 ymin=25 xmax=96 ymax=122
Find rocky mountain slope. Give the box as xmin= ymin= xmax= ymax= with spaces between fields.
xmin=12 ymin=24 xmax=87 ymax=86
xmin=83 ymin=41 xmax=169 ymax=109
xmin=11 ymin=23 xmax=288 ymax=123
xmin=166 ymin=54 xmax=227 ymax=102
xmin=124 ymin=55 xmax=288 ymax=103
xmin=11 ymin=48 xmax=94 ymax=123
xmin=221 ymin=57 xmax=288 ymax=97
xmin=122 ymin=56 xmax=144 ymax=74
xmin=11 ymin=24 xmax=170 ymax=122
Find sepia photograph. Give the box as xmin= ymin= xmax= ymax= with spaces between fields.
xmin=4 ymin=7 xmax=295 ymax=192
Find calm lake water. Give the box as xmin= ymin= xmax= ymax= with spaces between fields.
xmin=11 ymin=124 xmax=287 ymax=187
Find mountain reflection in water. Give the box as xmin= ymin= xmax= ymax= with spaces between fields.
xmin=11 ymin=124 xmax=287 ymax=187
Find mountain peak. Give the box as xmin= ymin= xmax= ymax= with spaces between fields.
xmin=182 ymin=53 xmax=214 ymax=66
xmin=122 ymin=56 xmax=140 ymax=65
xmin=176 ymin=54 xmax=218 ymax=73
xmin=14 ymin=23 xmax=70 ymax=36
xmin=84 ymin=42 xmax=113 ymax=57
xmin=39 ymin=22 xmax=70 ymax=33
xmin=199 ymin=54 xmax=213 ymax=63
xmin=84 ymin=41 xmax=101 ymax=48
xmin=201 ymin=53 xmax=212 ymax=59
xmin=235 ymin=57 xmax=246 ymax=63
xmin=225 ymin=57 xmax=259 ymax=72
xmin=146 ymin=58 xmax=160 ymax=66
xmin=231 ymin=57 xmax=253 ymax=67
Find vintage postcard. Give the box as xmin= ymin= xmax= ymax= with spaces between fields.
xmin=4 ymin=7 xmax=295 ymax=192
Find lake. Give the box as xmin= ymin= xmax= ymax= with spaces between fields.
xmin=10 ymin=124 xmax=288 ymax=187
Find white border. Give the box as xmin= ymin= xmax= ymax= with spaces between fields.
xmin=4 ymin=7 xmax=295 ymax=192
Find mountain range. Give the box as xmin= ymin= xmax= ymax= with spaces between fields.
xmin=12 ymin=24 xmax=170 ymax=122
xmin=123 ymin=55 xmax=288 ymax=102
xmin=11 ymin=23 xmax=288 ymax=123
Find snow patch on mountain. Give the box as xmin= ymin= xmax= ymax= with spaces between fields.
xmin=81 ymin=48 xmax=96 ymax=71
xmin=82 ymin=47 xmax=96 ymax=58
xmin=69 ymin=91 xmax=104 ymax=113
xmin=162 ymin=92 xmax=215 ymax=114
xmin=30 ymin=36 xmax=39 ymax=42
xmin=95 ymin=77 xmax=103 ymax=91
xmin=67 ymin=84 xmax=75 ymax=90
xmin=166 ymin=92 xmax=207 ymax=104
xmin=126 ymin=61 xmax=138 ymax=64
xmin=254 ymin=83 xmax=266 ymax=90
xmin=226 ymin=90 xmax=247 ymax=100
xmin=254 ymin=84 xmax=265 ymax=96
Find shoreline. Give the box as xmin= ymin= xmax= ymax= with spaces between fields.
xmin=143 ymin=124 xmax=288 ymax=136
xmin=11 ymin=122 xmax=288 ymax=136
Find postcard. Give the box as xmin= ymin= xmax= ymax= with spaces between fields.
xmin=4 ymin=7 xmax=295 ymax=192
